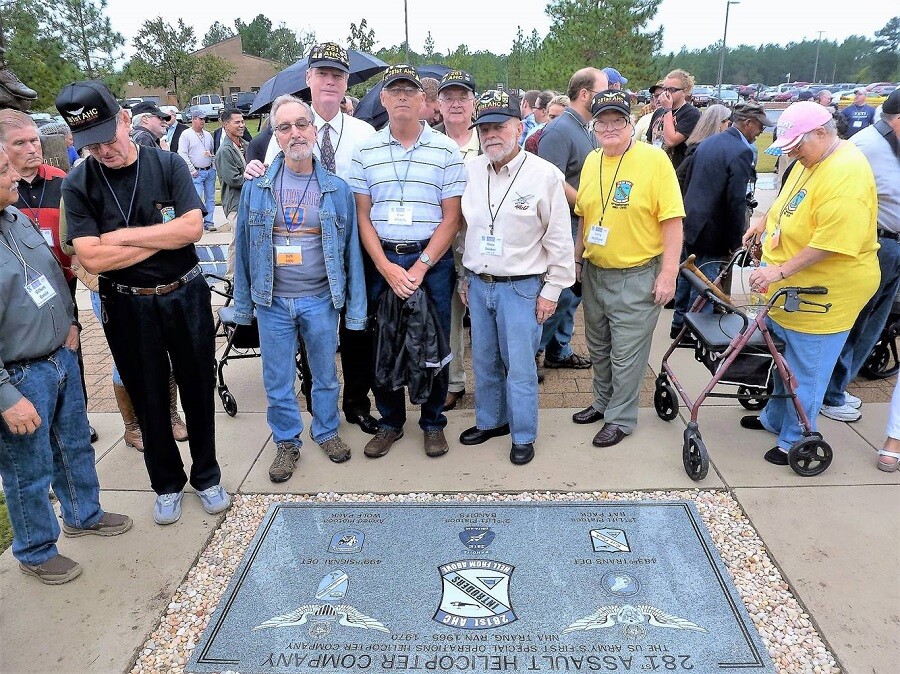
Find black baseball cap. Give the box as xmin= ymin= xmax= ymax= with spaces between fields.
xmin=131 ymin=101 xmax=172 ymax=121
xmin=469 ymin=90 xmax=521 ymax=128
xmin=383 ymin=64 xmax=422 ymax=89
xmin=55 ymin=80 xmax=121 ymax=150
xmin=438 ymin=70 xmax=477 ymax=94
xmin=590 ymin=90 xmax=631 ymax=118
xmin=308 ymin=42 xmax=350 ymax=73
xmin=883 ymin=89 xmax=900 ymax=115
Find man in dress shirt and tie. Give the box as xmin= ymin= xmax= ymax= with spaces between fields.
xmin=457 ymin=91 xmax=574 ymax=465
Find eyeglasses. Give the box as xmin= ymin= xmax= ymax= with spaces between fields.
xmin=438 ymin=95 xmax=474 ymax=106
xmin=592 ymin=117 xmax=630 ymax=132
xmin=275 ymin=119 xmax=313 ymax=134
xmin=664 ymin=87 xmax=683 ymax=94
xmin=83 ymin=138 xmax=119 ymax=153
xmin=385 ymin=86 xmax=421 ymax=98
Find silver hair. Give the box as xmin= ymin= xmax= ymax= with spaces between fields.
xmin=132 ymin=113 xmax=150 ymax=128
xmin=799 ymin=117 xmax=838 ymax=145
xmin=270 ymin=95 xmax=312 ymax=124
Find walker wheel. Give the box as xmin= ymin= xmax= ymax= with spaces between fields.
xmin=654 ymin=382 xmax=680 ymax=421
xmin=738 ymin=385 xmax=768 ymax=411
xmin=861 ymin=341 xmax=898 ymax=380
xmin=788 ymin=435 xmax=832 ymax=477
xmin=220 ymin=390 xmax=238 ymax=417
xmin=682 ymin=430 xmax=709 ymax=481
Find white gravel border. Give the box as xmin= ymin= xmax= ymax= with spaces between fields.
xmin=130 ymin=490 xmax=840 ymax=674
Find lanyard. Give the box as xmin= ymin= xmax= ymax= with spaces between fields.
xmin=388 ymin=127 xmax=422 ymax=205
xmin=277 ymin=165 xmax=315 ymax=238
xmin=486 ymin=154 xmax=528 ymax=235
xmin=97 ymin=145 xmax=141 ymax=227
xmin=596 ymin=142 xmax=631 ymax=225
xmin=0 ymin=226 xmax=41 ymax=283
xmin=20 ymin=172 xmax=47 ymax=226
xmin=774 ymin=139 xmax=841 ymax=230
xmin=566 ymin=108 xmax=597 ymax=149
xmin=317 ymin=112 xmax=345 ymax=157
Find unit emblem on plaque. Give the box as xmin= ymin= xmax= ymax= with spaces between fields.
xmin=590 ymin=528 xmax=630 ymax=553
xmin=563 ymin=603 xmax=708 ymax=639
xmin=600 ymin=571 xmax=641 ymax=597
xmin=434 ymin=560 xmax=517 ymax=630
xmin=328 ymin=529 xmax=364 ymax=553
xmin=458 ymin=527 xmax=495 ymax=551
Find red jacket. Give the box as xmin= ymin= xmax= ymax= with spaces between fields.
xmin=16 ymin=164 xmax=73 ymax=281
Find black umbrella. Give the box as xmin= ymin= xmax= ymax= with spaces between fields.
xmin=354 ymin=64 xmax=453 ymax=130
xmin=250 ymin=50 xmax=389 ymax=115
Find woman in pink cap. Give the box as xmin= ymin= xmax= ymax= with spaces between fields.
xmin=740 ymin=101 xmax=880 ymax=467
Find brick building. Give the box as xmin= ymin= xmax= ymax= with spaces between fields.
xmin=124 ymin=35 xmax=283 ymax=105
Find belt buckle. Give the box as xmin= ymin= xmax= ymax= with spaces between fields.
xmin=154 ymin=283 xmax=169 ymax=295
xmin=481 ymin=273 xmax=495 ymax=283
xmin=394 ymin=243 xmax=406 ymax=254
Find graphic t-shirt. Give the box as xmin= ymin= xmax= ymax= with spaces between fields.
xmin=272 ymin=166 xmax=327 ymax=298
xmin=648 ymin=103 xmax=701 ymax=170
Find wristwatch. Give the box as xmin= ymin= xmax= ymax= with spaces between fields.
xmin=419 ymin=252 xmax=434 ymax=268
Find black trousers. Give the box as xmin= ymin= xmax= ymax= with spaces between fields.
xmin=66 ymin=277 xmax=89 ymax=406
xmin=339 ymin=309 xmax=373 ymax=415
xmin=99 ymin=275 xmax=220 ymax=495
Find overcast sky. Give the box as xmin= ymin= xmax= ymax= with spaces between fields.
xmin=104 ymin=0 xmax=894 ymax=58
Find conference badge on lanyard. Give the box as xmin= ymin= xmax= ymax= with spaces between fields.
xmin=25 ymin=274 xmax=57 ymax=308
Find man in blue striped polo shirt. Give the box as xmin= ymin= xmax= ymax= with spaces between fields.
xmin=349 ymin=64 xmax=467 ymax=459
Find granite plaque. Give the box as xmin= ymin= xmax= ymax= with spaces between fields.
xmin=189 ymin=502 xmax=774 ymax=673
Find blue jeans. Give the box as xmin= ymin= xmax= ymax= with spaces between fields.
xmin=365 ymin=248 xmax=454 ymax=431
xmin=0 ymin=347 xmax=103 ymax=565
xmin=193 ymin=167 xmax=217 ymax=226
xmin=256 ymin=292 xmax=341 ymax=444
xmin=672 ymin=253 xmax=722 ymax=329
xmin=468 ymin=275 xmax=542 ymax=444
xmin=823 ymin=237 xmax=900 ymax=406
xmin=90 ymin=290 xmax=122 ymax=386
xmin=540 ymin=217 xmax=581 ymax=360
xmin=761 ymin=319 xmax=849 ymax=450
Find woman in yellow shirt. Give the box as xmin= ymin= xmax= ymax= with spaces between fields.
xmin=742 ymin=102 xmax=880 ymax=466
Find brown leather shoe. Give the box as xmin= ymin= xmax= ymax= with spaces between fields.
xmin=424 ymin=429 xmax=449 ymax=457
xmin=19 ymin=554 xmax=82 ymax=585
xmin=592 ymin=423 xmax=629 ymax=447
xmin=364 ymin=428 xmax=403 ymax=458
xmin=572 ymin=406 xmax=603 ymax=424
xmin=443 ymin=389 xmax=465 ymax=411
xmin=62 ymin=512 xmax=133 ymax=538
xmin=319 ymin=435 xmax=352 ymax=463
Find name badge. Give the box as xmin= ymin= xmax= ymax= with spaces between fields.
xmin=275 ymin=245 xmax=303 ymax=266
xmin=479 ymin=235 xmax=503 ymax=256
xmin=587 ymin=224 xmax=610 ymax=246
xmin=25 ymin=274 xmax=58 ymax=307
xmin=40 ymin=229 xmax=54 ymax=247
xmin=388 ymin=204 xmax=414 ymax=226
xmin=852 ymin=120 xmax=862 ymax=128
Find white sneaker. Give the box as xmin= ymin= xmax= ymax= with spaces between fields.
xmin=843 ymin=392 xmax=862 ymax=409
xmin=819 ymin=403 xmax=861 ymax=422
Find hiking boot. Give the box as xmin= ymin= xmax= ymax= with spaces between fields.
xmin=170 ymin=375 xmax=188 ymax=442
xmin=19 ymin=554 xmax=82 ymax=585
xmin=269 ymin=441 xmax=302 ymax=483
xmin=819 ymin=403 xmax=861 ymax=422
xmin=153 ymin=491 xmax=184 ymax=525
xmin=535 ymin=352 xmax=545 ymax=384
xmin=544 ymin=352 xmax=591 ymax=369
xmin=424 ymin=429 xmax=449 ymax=457
xmin=114 ymin=382 xmax=144 ymax=451
xmin=319 ymin=436 xmax=352 ymax=463
xmin=196 ymin=484 xmax=231 ymax=514
xmin=364 ymin=428 xmax=403 ymax=458
xmin=62 ymin=512 xmax=133 ymax=538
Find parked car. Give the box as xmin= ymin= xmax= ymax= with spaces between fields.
xmin=738 ymin=84 xmax=764 ymax=99
xmin=636 ymin=89 xmax=651 ymax=104
xmin=232 ymin=91 xmax=258 ymax=117
xmin=773 ymin=89 xmax=799 ymax=102
xmin=757 ymin=87 xmax=777 ymax=102
xmin=715 ymin=90 xmax=739 ymax=107
xmin=188 ymin=93 xmax=225 ymax=121
xmin=691 ymin=86 xmax=712 ymax=107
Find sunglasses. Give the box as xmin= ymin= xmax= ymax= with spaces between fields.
xmin=663 ymin=87 xmax=683 ymax=94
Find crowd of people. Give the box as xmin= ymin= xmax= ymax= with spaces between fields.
xmin=1 ymin=40 xmax=899 ymax=585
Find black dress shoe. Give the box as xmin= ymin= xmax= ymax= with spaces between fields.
xmin=592 ymin=423 xmax=628 ymax=447
xmin=510 ymin=443 xmax=535 ymax=465
xmin=459 ymin=423 xmax=511 ymax=446
xmin=572 ymin=406 xmax=603 ymax=424
xmin=764 ymin=447 xmax=789 ymax=465
xmin=740 ymin=415 xmax=766 ymax=430
xmin=89 ymin=426 xmax=99 ymax=444
xmin=346 ymin=411 xmax=380 ymax=435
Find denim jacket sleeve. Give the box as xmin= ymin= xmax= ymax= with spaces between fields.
xmin=343 ymin=186 xmax=368 ymax=330
xmin=232 ymin=182 xmax=254 ymax=325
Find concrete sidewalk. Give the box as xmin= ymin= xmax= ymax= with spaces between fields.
xmin=0 ymin=178 xmax=897 ymax=674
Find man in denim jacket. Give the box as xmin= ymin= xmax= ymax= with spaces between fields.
xmin=233 ymin=95 xmax=366 ymax=482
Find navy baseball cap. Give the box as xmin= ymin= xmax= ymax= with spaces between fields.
xmin=55 ymin=80 xmax=121 ymax=150
xmin=383 ymin=64 xmax=422 ymax=89
xmin=131 ymin=101 xmax=172 ymax=121
xmin=590 ymin=90 xmax=631 ymax=118
xmin=308 ymin=43 xmax=350 ymax=74
xmin=469 ymin=90 xmax=521 ymax=128
xmin=438 ymin=70 xmax=477 ymax=94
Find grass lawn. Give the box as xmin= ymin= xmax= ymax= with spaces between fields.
xmin=755 ymin=131 xmax=776 ymax=173
xmin=0 ymin=492 xmax=11 ymax=555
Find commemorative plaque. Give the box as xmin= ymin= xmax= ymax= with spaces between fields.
xmin=188 ymin=502 xmax=774 ymax=673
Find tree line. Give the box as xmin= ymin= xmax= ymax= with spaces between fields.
xmin=2 ymin=0 xmax=896 ymax=112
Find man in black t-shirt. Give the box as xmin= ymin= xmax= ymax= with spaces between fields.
xmin=647 ymin=69 xmax=702 ymax=171
xmin=56 ymin=80 xmax=230 ymax=527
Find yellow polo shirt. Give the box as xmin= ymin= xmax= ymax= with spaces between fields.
xmin=762 ymin=142 xmax=880 ymax=334
xmin=576 ymin=142 xmax=684 ymax=269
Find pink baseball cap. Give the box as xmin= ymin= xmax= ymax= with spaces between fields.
xmin=765 ymin=102 xmax=833 ymax=156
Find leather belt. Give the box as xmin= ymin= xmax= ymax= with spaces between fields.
xmin=380 ymin=239 xmax=430 ymax=255
xmin=108 ymin=265 xmax=202 ymax=296
xmin=5 ymin=347 xmax=58 ymax=369
xmin=471 ymin=272 xmax=539 ymax=283
xmin=877 ymin=229 xmax=900 ymax=242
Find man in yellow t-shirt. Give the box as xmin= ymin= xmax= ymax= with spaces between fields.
xmin=742 ymin=101 xmax=879 ymax=466
xmin=573 ymin=90 xmax=684 ymax=448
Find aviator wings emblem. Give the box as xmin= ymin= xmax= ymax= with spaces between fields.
xmin=563 ymin=603 xmax=708 ymax=639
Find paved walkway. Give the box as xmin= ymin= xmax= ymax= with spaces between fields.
xmin=0 ymin=178 xmax=897 ymax=674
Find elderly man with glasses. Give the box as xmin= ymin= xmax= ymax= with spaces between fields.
xmin=573 ymin=90 xmax=684 ymax=448
xmin=232 ymin=95 xmax=366 ymax=482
